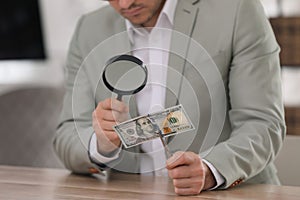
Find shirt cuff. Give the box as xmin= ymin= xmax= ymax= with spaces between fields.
xmin=89 ymin=133 xmax=121 ymax=164
xmin=202 ymin=159 xmax=225 ymax=190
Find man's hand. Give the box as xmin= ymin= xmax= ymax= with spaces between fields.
xmin=92 ymin=98 xmax=129 ymax=156
xmin=166 ymin=151 xmax=216 ymax=195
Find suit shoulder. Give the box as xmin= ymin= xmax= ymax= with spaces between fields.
xmin=195 ymin=0 xmax=261 ymax=13
xmin=72 ymin=5 xmax=125 ymax=54
xmin=80 ymin=5 xmax=121 ymax=29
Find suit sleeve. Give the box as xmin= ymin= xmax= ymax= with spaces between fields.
xmin=52 ymin=16 xmax=96 ymax=173
xmin=204 ymin=0 xmax=286 ymax=188
xmin=53 ymin=16 xmax=141 ymax=174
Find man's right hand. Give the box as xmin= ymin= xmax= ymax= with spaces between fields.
xmin=92 ymin=98 xmax=129 ymax=156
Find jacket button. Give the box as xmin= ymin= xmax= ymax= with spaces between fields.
xmin=89 ymin=167 xmax=99 ymax=174
xmin=230 ymin=179 xmax=243 ymax=188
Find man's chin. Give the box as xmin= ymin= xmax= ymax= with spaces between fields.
xmin=125 ymin=16 xmax=150 ymax=27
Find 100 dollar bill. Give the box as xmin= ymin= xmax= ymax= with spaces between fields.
xmin=113 ymin=104 xmax=194 ymax=148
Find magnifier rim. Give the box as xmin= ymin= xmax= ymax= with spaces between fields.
xmin=102 ymin=54 xmax=148 ymax=96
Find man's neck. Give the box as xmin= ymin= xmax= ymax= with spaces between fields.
xmin=141 ymin=0 xmax=166 ymax=28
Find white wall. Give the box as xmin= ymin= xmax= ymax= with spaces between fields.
xmin=40 ymin=0 xmax=107 ymax=60
xmin=261 ymin=0 xmax=300 ymax=17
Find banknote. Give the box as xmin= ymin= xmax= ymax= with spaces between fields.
xmin=113 ymin=105 xmax=194 ymax=148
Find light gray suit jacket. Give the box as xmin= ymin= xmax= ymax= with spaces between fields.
xmin=54 ymin=0 xmax=286 ymax=189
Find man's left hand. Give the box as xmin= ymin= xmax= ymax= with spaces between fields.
xmin=166 ymin=151 xmax=216 ymax=195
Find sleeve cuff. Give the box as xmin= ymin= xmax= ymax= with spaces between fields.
xmin=202 ymin=159 xmax=225 ymax=190
xmin=89 ymin=133 xmax=121 ymax=165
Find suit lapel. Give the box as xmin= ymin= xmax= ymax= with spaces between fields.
xmin=113 ymin=16 xmax=132 ymax=55
xmin=114 ymin=0 xmax=201 ymax=116
xmin=114 ymin=17 xmax=139 ymax=118
xmin=165 ymin=0 xmax=200 ymax=107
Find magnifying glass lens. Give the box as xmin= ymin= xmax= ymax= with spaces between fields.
xmin=102 ymin=55 xmax=148 ymax=101
xmin=105 ymin=60 xmax=146 ymax=92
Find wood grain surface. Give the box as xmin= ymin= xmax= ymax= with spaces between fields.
xmin=0 ymin=165 xmax=300 ymax=200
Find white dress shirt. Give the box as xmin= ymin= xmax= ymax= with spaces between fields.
xmin=89 ymin=0 xmax=224 ymax=189
xmin=126 ymin=0 xmax=176 ymax=176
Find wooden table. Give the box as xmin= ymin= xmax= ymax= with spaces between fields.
xmin=0 ymin=165 xmax=300 ymax=200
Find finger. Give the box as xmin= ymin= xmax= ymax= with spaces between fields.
xmin=166 ymin=152 xmax=194 ymax=169
xmin=98 ymin=120 xmax=117 ymax=131
xmin=93 ymin=109 xmax=113 ymax=121
xmin=98 ymin=110 xmax=120 ymax=122
xmin=168 ymin=165 xmax=192 ymax=179
xmin=93 ymin=111 xmax=113 ymax=127
xmin=115 ymin=110 xmax=129 ymax=123
xmin=173 ymin=176 xmax=204 ymax=189
xmin=94 ymin=108 xmax=128 ymax=124
xmin=174 ymin=187 xmax=201 ymax=196
xmin=100 ymin=98 xmax=129 ymax=112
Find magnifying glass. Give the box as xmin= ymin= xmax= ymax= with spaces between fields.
xmin=102 ymin=55 xmax=148 ymax=101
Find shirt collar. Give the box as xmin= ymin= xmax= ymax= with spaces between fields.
xmin=162 ymin=0 xmax=178 ymax=26
xmin=125 ymin=0 xmax=178 ymax=43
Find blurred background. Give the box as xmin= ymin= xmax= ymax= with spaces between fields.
xmin=0 ymin=0 xmax=299 ymax=186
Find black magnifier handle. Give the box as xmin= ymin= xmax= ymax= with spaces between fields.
xmin=117 ymin=94 xmax=123 ymax=101
xmin=158 ymin=130 xmax=172 ymax=158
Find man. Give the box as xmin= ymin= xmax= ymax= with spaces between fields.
xmin=54 ymin=0 xmax=286 ymax=195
